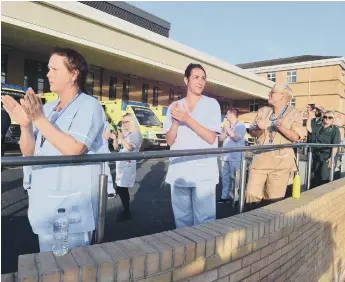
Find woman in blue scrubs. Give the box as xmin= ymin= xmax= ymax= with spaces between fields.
xmin=2 ymin=48 xmax=105 ymax=251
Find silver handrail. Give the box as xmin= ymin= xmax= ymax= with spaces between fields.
xmin=2 ymin=143 xmax=344 ymax=244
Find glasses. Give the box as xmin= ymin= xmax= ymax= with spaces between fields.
xmin=323 ymin=116 xmax=334 ymax=120
xmin=268 ymin=91 xmax=281 ymax=97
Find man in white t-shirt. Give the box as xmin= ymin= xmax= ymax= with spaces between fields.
xmin=218 ymin=108 xmax=246 ymax=204
xmin=163 ymin=63 xmax=221 ymax=228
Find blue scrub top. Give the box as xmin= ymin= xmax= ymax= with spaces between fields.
xmin=28 ymin=93 xmax=105 ymax=235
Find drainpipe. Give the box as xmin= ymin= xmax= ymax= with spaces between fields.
xmin=99 ymin=67 xmax=104 ymax=101
xmin=308 ymin=67 xmax=311 ymax=102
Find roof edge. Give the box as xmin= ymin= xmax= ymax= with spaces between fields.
xmin=42 ymin=1 xmax=273 ymax=89
xmin=245 ymin=57 xmax=345 ymax=73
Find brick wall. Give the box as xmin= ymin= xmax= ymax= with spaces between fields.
xmin=3 ymin=179 xmax=345 ymax=282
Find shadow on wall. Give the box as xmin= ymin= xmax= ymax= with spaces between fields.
xmin=182 ymin=195 xmax=345 ymax=282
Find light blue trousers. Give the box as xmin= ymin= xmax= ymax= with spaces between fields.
xmin=221 ymin=161 xmax=240 ymax=200
xmin=171 ymin=181 xmax=216 ymax=229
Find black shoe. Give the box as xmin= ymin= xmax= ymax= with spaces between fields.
xmin=116 ymin=211 xmax=132 ymax=222
xmin=108 ymin=193 xmax=116 ymax=199
xmin=217 ymin=198 xmax=231 ymax=204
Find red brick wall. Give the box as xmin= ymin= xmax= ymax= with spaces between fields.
xmin=3 ymin=179 xmax=345 ymax=282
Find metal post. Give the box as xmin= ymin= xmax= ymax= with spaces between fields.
xmin=95 ymin=162 xmax=108 ymax=244
xmin=296 ymin=150 xmax=300 ymax=168
xmin=238 ymin=152 xmax=247 ymax=214
xmin=306 ymin=146 xmax=313 ymax=190
xmin=329 ymin=148 xmax=335 ymax=182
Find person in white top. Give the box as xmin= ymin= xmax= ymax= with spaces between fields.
xmin=112 ymin=113 xmax=142 ymax=221
xmin=163 ymin=63 xmax=221 ymax=228
xmin=218 ymin=108 xmax=246 ymax=204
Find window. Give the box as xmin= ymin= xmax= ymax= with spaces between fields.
xmin=109 ymin=77 xmax=117 ymax=100
xmin=23 ymin=59 xmax=49 ymax=93
xmin=37 ymin=78 xmax=45 ymax=93
xmin=219 ymin=101 xmax=229 ymax=114
xmin=177 ymin=92 xmax=183 ymax=100
xmin=267 ymin=72 xmax=276 ymax=82
xmin=289 ymin=97 xmax=296 ymax=107
xmin=249 ymin=99 xmax=259 ymax=112
xmin=169 ymin=89 xmax=175 ymax=104
xmin=122 ymin=79 xmax=130 ymax=101
xmin=86 ymin=72 xmax=94 ymax=96
xmin=287 ymin=71 xmax=297 ymax=83
xmin=153 ymin=86 xmax=159 ymax=106
xmin=131 ymin=106 xmax=161 ymax=127
xmin=1 ymin=54 xmax=8 ymax=84
xmin=142 ymin=84 xmax=148 ymax=103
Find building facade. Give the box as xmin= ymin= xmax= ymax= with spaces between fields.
xmin=1 ymin=1 xmax=273 ymax=122
xmin=237 ymin=55 xmax=345 ymax=125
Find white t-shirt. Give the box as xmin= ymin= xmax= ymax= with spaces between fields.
xmin=163 ymin=95 xmax=221 ymax=187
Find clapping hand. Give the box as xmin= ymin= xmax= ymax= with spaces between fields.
xmin=255 ymin=117 xmax=269 ymax=130
xmin=1 ymin=95 xmax=31 ymax=128
xmin=276 ymin=118 xmax=284 ymax=129
xmin=118 ymin=131 xmax=124 ymax=143
xmin=225 ymin=122 xmax=234 ymax=136
xmin=170 ymin=102 xmax=190 ymax=123
xmin=103 ymin=131 xmax=111 ymax=140
xmin=21 ymin=88 xmax=44 ymax=122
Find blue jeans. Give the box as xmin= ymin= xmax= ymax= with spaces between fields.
xmin=171 ymin=181 xmax=216 ymax=228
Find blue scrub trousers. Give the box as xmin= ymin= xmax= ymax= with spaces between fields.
xmin=171 ymin=181 xmax=216 ymax=228
xmin=221 ymin=161 xmax=240 ymax=200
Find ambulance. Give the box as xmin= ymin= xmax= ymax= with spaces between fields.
xmin=101 ymin=100 xmax=168 ymax=150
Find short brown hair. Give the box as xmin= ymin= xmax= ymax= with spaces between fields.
xmin=227 ymin=108 xmax=240 ymax=117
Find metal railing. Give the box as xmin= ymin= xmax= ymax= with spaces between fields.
xmin=1 ymin=143 xmax=345 ymax=243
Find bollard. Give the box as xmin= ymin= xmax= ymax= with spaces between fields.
xmin=329 ymin=149 xmax=335 ymax=182
xmin=306 ymin=146 xmax=312 ymax=190
xmin=238 ymin=152 xmax=247 ymax=214
xmin=95 ymin=162 xmax=108 ymax=244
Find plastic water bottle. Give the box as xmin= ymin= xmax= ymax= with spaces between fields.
xmin=69 ymin=206 xmax=82 ymax=224
xmin=52 ymin=208 xmax=69 ymax=256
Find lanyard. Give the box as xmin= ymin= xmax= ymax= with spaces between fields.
xmin=267 ymin=105 xmax=289 ymax=144
xmin=270 ymin=105 xmax=289 ymax=122
xmin=40 ymin=92 xmax=81 ymax=148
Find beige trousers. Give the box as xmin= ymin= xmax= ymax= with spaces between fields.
xmin=245 ymin=167 xmax=291 ymax=204
xmin=245 ymin=150 xmax=295 ymax=205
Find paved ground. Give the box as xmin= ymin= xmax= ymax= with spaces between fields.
xmin=1 ymin=152 xmax=237 ymax=274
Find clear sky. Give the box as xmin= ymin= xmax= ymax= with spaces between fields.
xmin=129 ymin=1 xmax=345 ymax=65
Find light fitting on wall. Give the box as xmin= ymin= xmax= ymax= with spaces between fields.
xmin=129 ymin=74 xmax=140 ymax=79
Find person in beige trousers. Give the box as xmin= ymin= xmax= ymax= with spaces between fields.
xmin=246 ymin=84 xmax=307 ymax=210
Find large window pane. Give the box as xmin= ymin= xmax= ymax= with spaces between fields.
xmin=169 ymin=89 xmax=174 ymax=104
xmin=86 ymin=72 xmax=94 ymax=96
xmin=287 ymin=71 xmax=297 ymax=83
xmin=142 ymin=84 xmax=148 ymax=103
xmin=122 ymin=79 xmax=130 ymax=101
xmin=1 ymin=54 xmax=8 ymax=84
xmin=109 ymin=76 xmax=117 ymax=100
xmin=24 ymin=59 xmax=49 ymax=92
xmin=153 ymin=86 xmax=159 ymax=106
